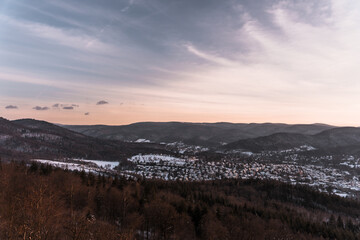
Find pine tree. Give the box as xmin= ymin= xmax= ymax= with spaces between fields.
xmin=337 ymin=216 xmax=344 ymax=229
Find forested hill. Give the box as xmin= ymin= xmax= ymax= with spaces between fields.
xmin=0 ymin=161 xmax=359 ymax=239
xmin=223 ymin=127 xmax=360 ymax=154
xmin=0 ymin=117 xmax=169 ymax=161
xmin=63 ymin=122 xmax=334 ymax=147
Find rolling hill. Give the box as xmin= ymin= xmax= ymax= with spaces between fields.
xmin=63 ymin=122 xmax=334 ymax=147
xmin=223 ymin=127 xmax=360 ymax=154
xmin=0 ymin=118 xmax=168 ymax=161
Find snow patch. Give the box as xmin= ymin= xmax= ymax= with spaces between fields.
xmin=128 ymin=154 xmax=187 ymax=166
xmin=135 ymin=139 xmax=151 ymax=143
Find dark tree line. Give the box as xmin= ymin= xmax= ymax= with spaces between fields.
xmin=0 ymin=161 xmax=360 ymax=239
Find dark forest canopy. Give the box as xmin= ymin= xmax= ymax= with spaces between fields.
xmin=0 ymin=161 xmax=360 ymax=239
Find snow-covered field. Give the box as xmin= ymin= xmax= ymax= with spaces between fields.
xmin=135 ymin=139 xmax=151 ymax=143
xmin=33 ymin=159 xmax=87 ymax=172
xmin=128 ymin=154 xmax=187 ymax=166
xmin=74 ymin=159 xmax=119 ymax=169
xmin=32 ymin=159 xmax=119 ymax=173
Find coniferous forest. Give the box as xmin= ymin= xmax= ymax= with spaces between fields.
xmin=0 ymin=161 xmax=360 ymax=239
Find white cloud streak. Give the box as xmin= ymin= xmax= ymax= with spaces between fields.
xmin=0 ymin=15 xmax=109 ymax=52
xmin=181 ymin=0 xmax=360 ymax=99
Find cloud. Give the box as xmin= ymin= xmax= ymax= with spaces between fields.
xmin=5 ymin=105 xmax=18 ymax=109
xmin=33 ymin=106 xmax=49 ymax=111
xmin=3 ymin=15 xmax=109 ymax=53
xmin=84 ymin=112 xmax=90 ymax=115
xmin=53 ymin=103 xmax=79 ymax=109
xmin=96 ymin=100 xmax=109 ymax=105
xmin=184 ymin=44 xmax=236 ymax=66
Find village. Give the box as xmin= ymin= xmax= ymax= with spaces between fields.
xmin=32 ymin=147 xmax=360 ymax=199
xmin=121 ymin=153 xmax=360 ymax=198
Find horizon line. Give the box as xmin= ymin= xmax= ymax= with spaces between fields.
xmin=4 ymin=116 xmax=358 ymax=128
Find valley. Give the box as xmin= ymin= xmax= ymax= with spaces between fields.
xmin=2 ymin=118 xmax=360 ymax=199
xmin=2 ymin=117 xmax=360 ymax=239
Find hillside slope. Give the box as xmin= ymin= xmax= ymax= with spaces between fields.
xmin=1 ymin=118 xmax=168 ymax=161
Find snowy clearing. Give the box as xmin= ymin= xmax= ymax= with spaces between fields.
xmin=31 ymin=159 xmax=119 ymax=173
xmin=74 ymin=159 xmax=119 ymax=169
xmin=128 ymin=154 xmax=187 ymax=166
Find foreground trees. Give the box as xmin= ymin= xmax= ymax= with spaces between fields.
xmin=0 ymin=162 xmax=359 ymax=239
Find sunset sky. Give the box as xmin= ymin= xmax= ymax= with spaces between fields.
xmin=1 ymin=0 xmax=360 ymax=125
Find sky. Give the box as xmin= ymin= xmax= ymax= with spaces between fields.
xmin=1 ymin=0 xmax=360 ymax=125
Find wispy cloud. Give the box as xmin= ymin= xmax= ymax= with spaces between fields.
xmin=96 ymin=100 xmax=109 ymax=105
xmin=1 ymin=15 xmax=109 ymax=53
xmin=184 ymin=44 xmax=236 ymax=66
xmin=5 ymin=105 xmax=18 ymax=109
xmin=53 ymin=103 xmax=79 ymax=110
xmin=33 ymin=106 xmax=49 ymax=111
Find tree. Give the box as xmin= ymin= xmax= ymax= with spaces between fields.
xmin=337 ymin=216 xmax=344 ymax=229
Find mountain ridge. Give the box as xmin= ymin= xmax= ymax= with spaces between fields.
xmin=63 ymin=121 xmax=336 ymax=147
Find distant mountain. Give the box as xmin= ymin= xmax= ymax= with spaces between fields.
xmin=223 ymin=133 xmax=312 ymax=152
xmin=0 ymin=118 xmax=167 ymax=161
xmin=63 ymin=122 xmax=335 ymax=147
xmin=223 ymin=127 xmax=360 ymax=153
